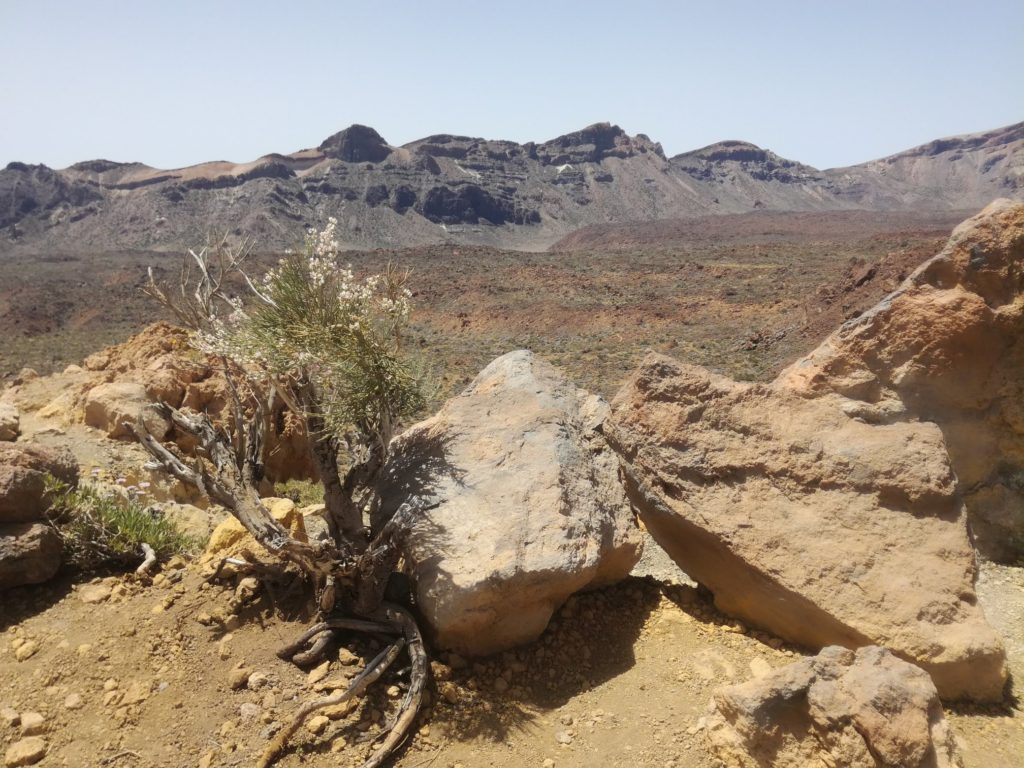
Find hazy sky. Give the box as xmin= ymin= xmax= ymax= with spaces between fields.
xmin=2 ymin=1 xmax=1021 ymax=170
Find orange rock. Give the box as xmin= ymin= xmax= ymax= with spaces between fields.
xmin=777 ymin=199 xmax=1024 ymax=561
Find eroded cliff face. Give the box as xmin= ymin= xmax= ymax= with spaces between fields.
xmin=777 ymin=199 xmax=1024 ymax=561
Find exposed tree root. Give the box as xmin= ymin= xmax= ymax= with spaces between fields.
xmin=258 ymin=637 xmax=405 ymax=768
xmin=276 ymin=618 xmax=398 ymax=663
xmin=258 ymin=602 xmax=427 ymax=768
xmin=135 ymin=543 xmax=157 ymax=575
xmin=362 ymin=603 xmax=427 ymax=768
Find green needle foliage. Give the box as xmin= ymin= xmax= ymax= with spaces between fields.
xmin=196 ymin=218 xmax=427 ymax=452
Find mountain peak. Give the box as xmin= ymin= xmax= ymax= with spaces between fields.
xmin=318 ymin=124 xmax=392 ymax=163
xmin=675 ymin=140 xmax=774 ymax=164
xmin=537 ymin=122 xmax=664 ymax=164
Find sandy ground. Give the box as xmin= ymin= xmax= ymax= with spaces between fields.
xmin=0 ymin=544 xmax=1020 ymax=768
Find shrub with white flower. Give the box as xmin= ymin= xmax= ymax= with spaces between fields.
xmin=139 ymin=220 xmax=432 ymax=768
xmin=194 ymin=217 xmax=423 ymax=450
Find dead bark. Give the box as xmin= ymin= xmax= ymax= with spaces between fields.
xmin=130 ymin=404 xmax=335 ymax=581
xmin=131 ymin=397 xmax=425 ymax=768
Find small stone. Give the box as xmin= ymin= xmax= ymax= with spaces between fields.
xmin=228 ymin=667 xmax=252 ymax=691
xmin=555 ymin=730 xmax=573 ymax=745
xmin=336 ymin=647 xmax=360 ymax=666
xmin=235 ymin=577 xmax=259 ymax=600
xmin=306 ymin=715 xmax=329 ymax=735
xmin=239 ymin=703 xmax=261 ymax=722
xmin=439 ymin=682 xmax=459 ymax=704
xmin=543 ymin=760 xmax=556 ymax=768
xmin=197 ymin=750 xmax=216 ymax=768
xmin=306 ymin=661 xmax=330 ymax=685
xmin=559 ymin=714 xmax=574 ymax=726
xmin=430 ymin=661 xmax=452 ymax=682
xmin=323 ymin=700 xmax=358 ymax=720
xmin=122 ymin=681 xmax=149 ymax=705
xmin=4 ymin=737 xmax=47 ymax=767
xmin=386 ymin=685 xmax=401 ymax=699
xmin=686 ymin=717 xmax=706 ymax=736
xmin=103 ymin=678 xmax=119 ymax=692
xmin=14 ymin=642 xmax=38 ymax=662
xmin=749 ymin=658 xmax=772 ymax=679
xmin=63 ymin=694 xmax=83 ymax=710
xmin=18 ymin=713 xmax=45 ymax=736
xmin=79 ymin=583 xmax=112 ymax=604
xmin=1 ymin=708 xmax=19 ymax=727
xmin=76 ymin=644 xmax=92 ymax=656
xmin=246 ymin=671 xmax=270 ymax=690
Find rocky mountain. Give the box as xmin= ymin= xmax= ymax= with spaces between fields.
xmin=2 ymin=121 xmax=1021 ymax=253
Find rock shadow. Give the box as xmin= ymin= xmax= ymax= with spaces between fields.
xmin=427 ymin=576 xmax=661 ymax=744
xmin=372 ymin=430 xmax=464 ymax=533
xmin=0 ymin=570 xmax=77 ymax=631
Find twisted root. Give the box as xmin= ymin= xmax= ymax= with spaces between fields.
xmin=258 ymin=602 xmax=428 ymax=768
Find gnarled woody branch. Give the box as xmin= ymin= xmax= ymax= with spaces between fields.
xmin=130 ymin=406 xmax=426 ymax=768
xmin=129 ymin=403 xmax=336 ymax=580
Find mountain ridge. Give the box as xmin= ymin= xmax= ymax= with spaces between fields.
xmin=2 ymin=120 xmax=1020 ymax=253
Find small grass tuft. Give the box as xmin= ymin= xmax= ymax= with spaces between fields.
xmin=274 ymin=478 xmax=325 ymax=507
xmin=44 ymin=475 xmax=200 ymax=571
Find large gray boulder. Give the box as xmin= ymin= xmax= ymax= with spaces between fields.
xmin=707 ymin=646 xmax=963 ymax=768
xmin=607 ymin=354 xmax=1006 ymax=701
xmin=0 ymin=522 xmax=62 ymax=589
xmin=376 ymin=350 xmax=641 ymax=655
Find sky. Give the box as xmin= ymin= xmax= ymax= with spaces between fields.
xmin=2 ymin=0 xmax=1022 ymax=171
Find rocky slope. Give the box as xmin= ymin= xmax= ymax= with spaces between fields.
xmin=2 ymin=121 xmax=1020 ymax=253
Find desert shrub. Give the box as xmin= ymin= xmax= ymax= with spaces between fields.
xmin=137 ymin=222 xmax=433 ymax=767
xmin=144 ymin=218 xmax=430 ymax=537
xmin=44 ymin=475 xmax=199 ymax=570
xmin=195 ymin=218 xmax=428 ymax=450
